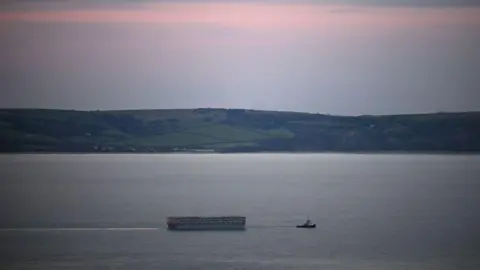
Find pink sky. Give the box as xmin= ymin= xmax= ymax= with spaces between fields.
xmin=1 ymin=3 xmax=480 ymax=32
xmin=0 ymin=2 xmax=479 ymax=114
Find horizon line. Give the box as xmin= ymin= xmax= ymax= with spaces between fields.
xmin=0 ymin=107 xmax=478 ymax=117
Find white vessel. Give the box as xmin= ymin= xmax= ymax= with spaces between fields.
xmin=167 ymin=216 xmax=246 ymax=230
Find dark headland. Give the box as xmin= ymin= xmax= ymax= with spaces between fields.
xmin=1 ymin=108 xmax=479 ymax=153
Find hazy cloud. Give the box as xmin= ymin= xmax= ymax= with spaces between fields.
xmin=2 ymin=0 xmax=480 ymax=10
xmin=0 ymin=0 xmax=479 ymax=115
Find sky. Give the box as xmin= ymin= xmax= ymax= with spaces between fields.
xmin=0 ymin=0 xmax=479 ymax=115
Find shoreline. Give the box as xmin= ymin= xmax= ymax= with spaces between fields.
xmin=0 ymin=151 xmax=478 ymax=155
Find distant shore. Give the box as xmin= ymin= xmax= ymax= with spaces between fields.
xmin=1 ymin=151 xmax=478 ymax=155
xmin=1 ymin=108 xmax=479 ymax=154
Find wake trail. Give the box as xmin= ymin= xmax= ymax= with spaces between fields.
xmin=0 ymin=225 xmax=298 ymax=232
xmin=247 ymin=225 xmax=295 ymax=229
xmin=0 ymin=227 xmax=160 ymax=232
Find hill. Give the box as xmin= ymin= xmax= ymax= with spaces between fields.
xmin=1 ymin=108 xmax=479 ymax=153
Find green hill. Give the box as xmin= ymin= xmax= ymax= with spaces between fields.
xmin=1 ymin=108 xmax=479 ymax=153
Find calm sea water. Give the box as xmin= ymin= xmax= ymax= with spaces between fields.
xmin=0 ymin=153 xmax=479 ymax=269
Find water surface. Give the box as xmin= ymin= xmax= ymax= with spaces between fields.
xmin=0 ymin=154 xmax=479 ymax=269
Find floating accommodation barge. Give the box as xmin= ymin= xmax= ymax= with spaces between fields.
xmin=167 ymin=216 xmax=246 ymax=230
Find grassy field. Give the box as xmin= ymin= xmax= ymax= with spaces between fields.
xmin=0 ymin=108 xmax=479 ymax=152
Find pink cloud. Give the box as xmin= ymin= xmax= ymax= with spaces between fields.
xmin=1 ymin=3 xmax=480 ymax=32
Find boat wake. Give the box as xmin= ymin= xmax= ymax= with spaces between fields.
xmin=0 ymin=225 xmax=305 ymax=232
xmin=247 ymin=225 xmax=294 ymax=229
xmin=0 ymin=228 xmax=159 ymax=232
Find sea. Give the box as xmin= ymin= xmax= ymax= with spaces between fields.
xmin=0 ymin=153 xmax=479 ymax=270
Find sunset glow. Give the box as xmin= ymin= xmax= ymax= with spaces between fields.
xmin=1 ymin=1 xmax=479 ymax=114
xmin=1 ymin=3 xmax=480 ymax=32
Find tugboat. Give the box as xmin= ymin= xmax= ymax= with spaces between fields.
xmin=296 ymin=217 xmax=316 ymax=228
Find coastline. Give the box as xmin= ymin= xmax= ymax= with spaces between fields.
xmin=2 ymin=109 xmax=479 ymax=156
xmin=0 ymin=151 xmax=478 ymax=155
